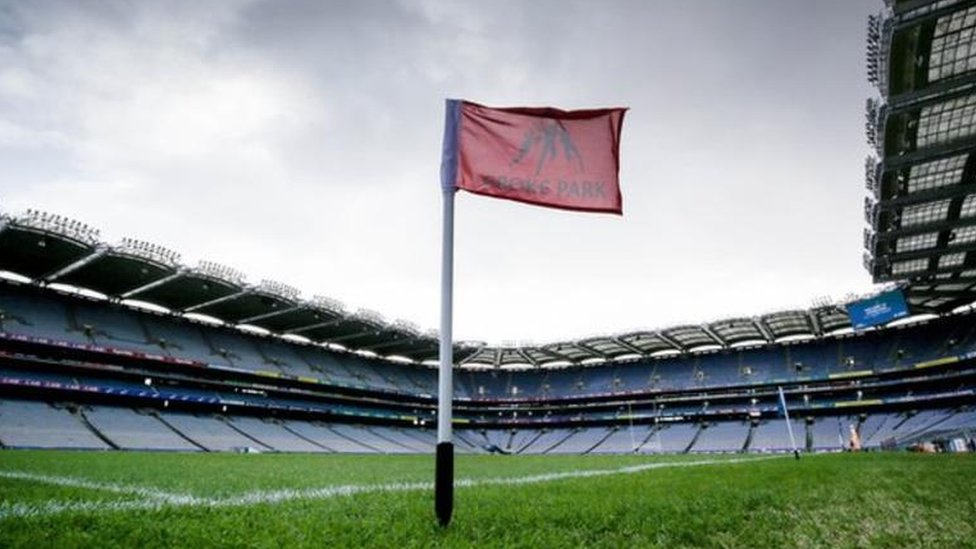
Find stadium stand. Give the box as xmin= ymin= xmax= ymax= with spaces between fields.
xmin=748 ymin=419 xmax=805 ymax=453
xmin=84 ymin=406 xmax=200 ymax=451
xmin=328 ymin=424 xmax=415 ymax=454
xmin=545 ymin=427 xmax=614 ymax=454
xmin=644 ymin=423 xmax=700 ymax=453
xmin=588 ymin=425 xmax=654 ymax=454
xmin=155 ymin=413 xmax=271 ymax=452
xmin=809 ymin=416 xmax=847 ymax=452
xmin=228 ymin=417 xmax=326 ymax=453
xmin=368 ymin=426 xmax=434 ymax=453
xmin=0 ymin=399 xmax=110 ymax=449
xmin=277 ymin=420 xmax=374 ymax=453
xmin=515 ymin=429 xmax=576 ymax=454
xmin=477 ymin=428 xmax=539 ymax=454
xmin=692 ymin=421 xmax=750 ymax=453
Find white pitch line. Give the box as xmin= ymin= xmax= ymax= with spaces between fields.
xmin=0 ymin=499 xmax=163 ymax=521
xmin=0 ymin=470 xmax=201 ymax=504
xmin=456 ymin=455 xmax=783 ymax=487
xmin=0 ymin=455 xmax=785 ymax=521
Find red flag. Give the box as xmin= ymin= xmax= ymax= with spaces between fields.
xmin=441 ymin=100 xmax=626 ymax=214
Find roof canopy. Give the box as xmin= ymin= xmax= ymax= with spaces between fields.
xmin=865 ymin=0 xmax=976 ymax=312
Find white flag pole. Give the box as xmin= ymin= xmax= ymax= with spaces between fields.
xmin=435 ymin=186 xmax=455 ymax=526
xmin=436 ymin=100 xmax=459 ymax=527
xmin=778 ymin=386 xmax=800 ymax=460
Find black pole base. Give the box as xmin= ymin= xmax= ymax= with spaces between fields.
xmin=435 ymin=442 xmax=454 ymax=527
xmin=793 ymin=449 xmax=801 ymax=460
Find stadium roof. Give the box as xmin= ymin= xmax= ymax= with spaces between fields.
xmin=0 ymin=210 xmax=446 ymax=363
xmin=864 ymin=0 xmax=976 ymax=312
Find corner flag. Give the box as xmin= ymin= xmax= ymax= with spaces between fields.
xmin=435 ymin=99 xmax=627 ymax=527
xmin=441 ymin=99 xmax=626 ymax=213
xmin=777 ymin=386 xmax=801 ymax=460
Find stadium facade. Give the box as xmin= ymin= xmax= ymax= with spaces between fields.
xmin=1 ymin=0 xmax=975 ymax=455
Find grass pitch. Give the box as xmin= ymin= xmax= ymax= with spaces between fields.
xmin=0 ymin=451 xmax=974 ymax=548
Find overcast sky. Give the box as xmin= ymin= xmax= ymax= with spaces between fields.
xmin=0 ymin=0 xmax=880 ymax=344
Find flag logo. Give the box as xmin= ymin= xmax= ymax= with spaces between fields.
xmin=511 ymin=120 xmax=585 ymax=175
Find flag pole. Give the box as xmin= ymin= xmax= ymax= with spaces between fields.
xmin=431 ymin=97 xmax=624 ymax=524
xmin=436 ymin=100 xmax=459 ymax=527
xmin=778 ymin=386 xmax=800 ymax=460
xmin=435 ymin=186 xmax=455 ymax=527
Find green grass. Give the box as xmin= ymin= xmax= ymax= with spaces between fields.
xmin=1 ymin=451 xmax=974 ymax=548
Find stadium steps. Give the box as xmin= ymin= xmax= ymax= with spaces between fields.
xmin=683 ymin=425 xmax=705 ymax=454
xmin=0 ymin=310 xmax=26 ymax=333
xmin=860 ymin=414 xmax=892 ymax=443
xmin=365 ymin=427 xmax=427 ymax=453
xmin=505 ymin=429 xmax=517 ymax=451
xmin=540 ymin=429 xmax=579 ymax=454
xmin=75 ymin=406 xmax=121 ymax=450
xmin=886 ymin=414 xmax=913 ymax=433
xmin=291 ymin=349 xmax=333 ymax=381
xmin=62 ymin=303 xmax=103 ymax=345
xmin=608 ymin=366 xmax=621 ymax=393
xmin=381 ymin=373 xmax=406 ymax=391
xmin=741 ymin=424 xmax=755 ymax=453
xmin=503 ymin=429 xmax=535 ymax=453
xmin=458 ymin=371 xmax=474 ymax=397
xmin=199 ymin=330 xmax=235 ymax=366
xmin=396 ymin=427 xmax=439 ymax=451
xmin=894 ymin=411 xmax=956 ymax=443
xmin=634 ymin=425 xmax=663 ymax=453
xmin=327 ymin=356 xmax=366 ymax=384
xmin=476 ymin=429 xmax=508 ymax=452
xmin=900 ymin=410 xmax=976 ymax=443
xmin=135 ymin=315 xmax=154 ymax=346
xmin=371 ymin=364 xmax=408 ymax=391
xmin=64 ymin=301 xmax=81 ymax=333
xmin=646 ymin=364 xmax=660 ymax=391
xmin=325 ymin=425 xmax=384 ymax=453
xmin=805 ymin=420 xmax=814 ymax=452
xmin=219 ymin=417 xmax=276 ymax=451
xmin=456 ymin=430 xmax=490 ymax=453
xmin=200 ymin=329 xmax=218 ymax=356
xmin=515 ymin=430 xmax=547 ymax=454
xmin=886 ymin=331 xmax=905 ymax=368
xmin=149 ymin=411 xmax=210 ymax=452
xmin=464 ymin=371 xmax=486 ymax=397
xmin=302 ymin=360 xmax=333 ymax=382
xmin=453 ymin=430 xmax=483 ymax=452
xmin=405 ymin=372 xmax=432 ymax=393
xmin=585 ymin=427 xmax=622 ymax=454
xmin=958 ymin=322 xmax=976 ymax=351
xmin=0 ymin=399 xmax=7 ymax=448
xmin=535 ymin=370 xmax=550 ymax=398
xmin=334 ymin=356 xmax=372 ymax=384
xmin=251 ymin=342 xmax=283 ymax=373
xmin=73 ymin=307 xmax=103 ymax=341
xmin=277 ymin=421 xmax=336 ymax=452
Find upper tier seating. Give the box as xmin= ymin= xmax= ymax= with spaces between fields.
xmin=3 ymin=282 xmax=976 ymax=402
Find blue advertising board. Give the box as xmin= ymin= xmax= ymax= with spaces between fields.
xmin=847 ymin=290 xmax=910 ymax=330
